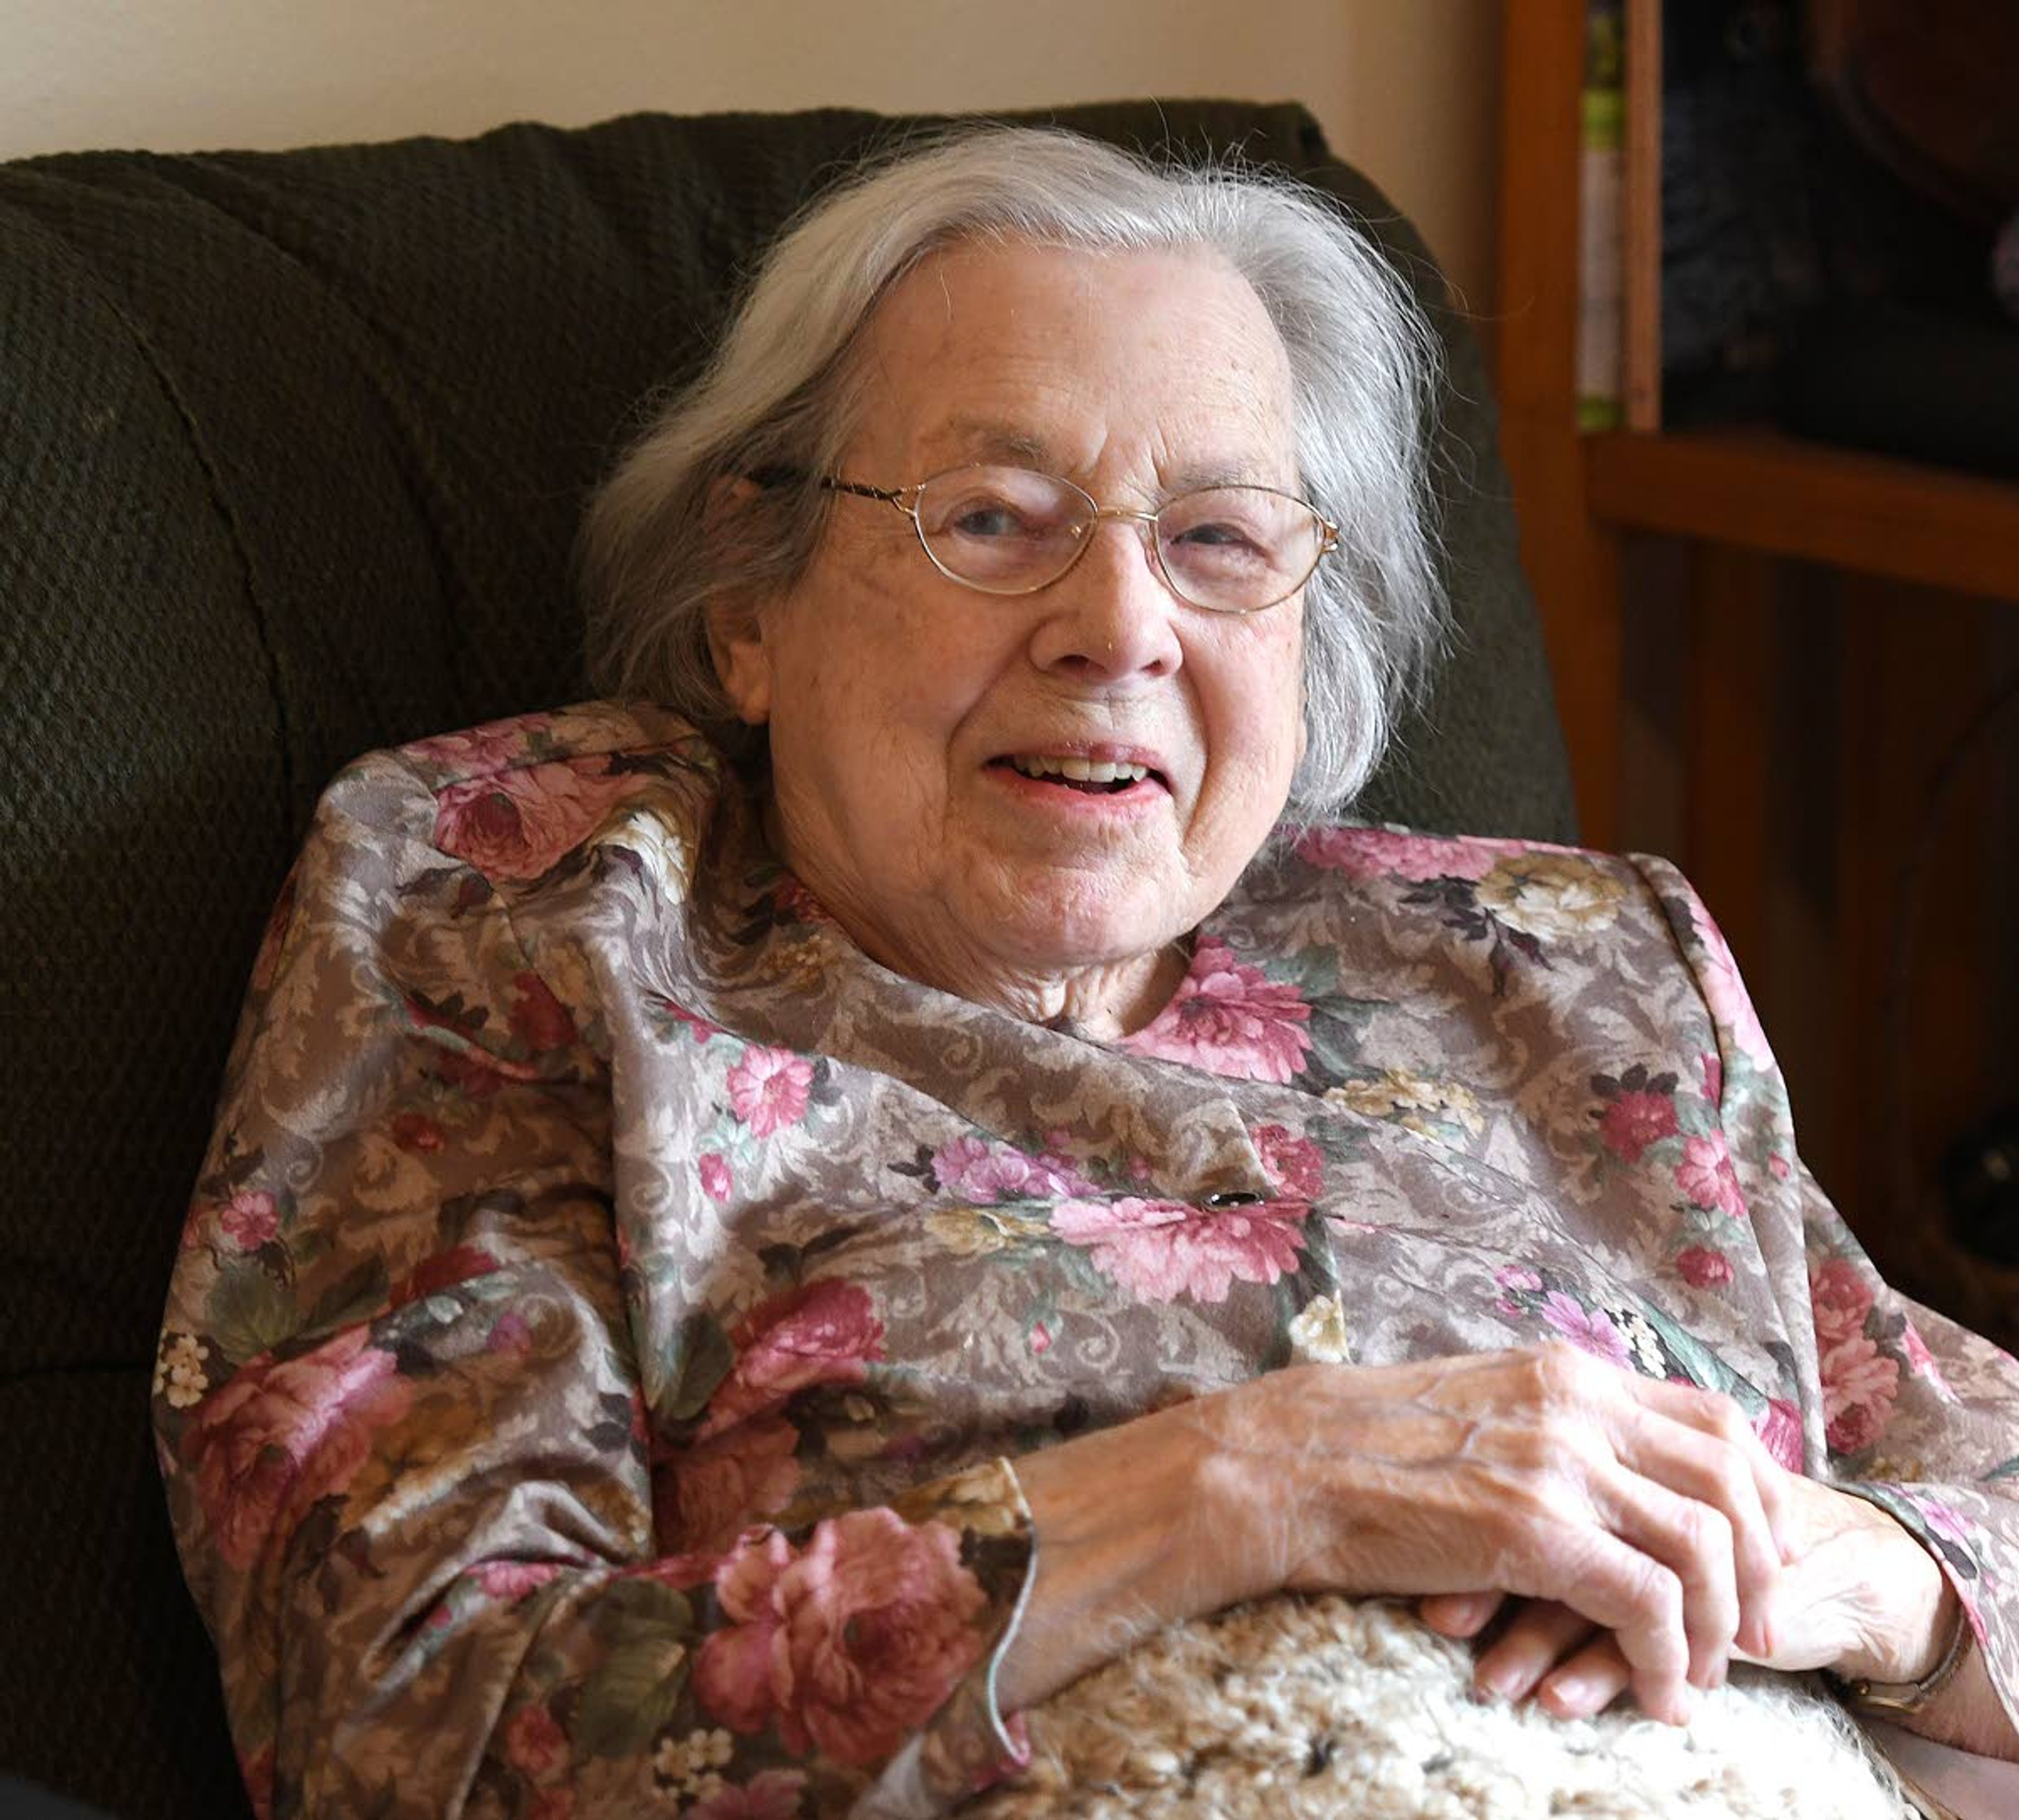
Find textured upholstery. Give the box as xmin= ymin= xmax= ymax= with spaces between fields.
xmin=0 ymin=100 xmax=1571 ymax=1817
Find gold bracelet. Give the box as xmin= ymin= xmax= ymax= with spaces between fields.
xmin=1832 ymin=1598 xmax=1973 ymax=1716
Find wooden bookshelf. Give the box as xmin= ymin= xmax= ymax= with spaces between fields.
xmin=1495 ymin=1 xmax=2019 ymax=1319
xmin=1587 ymin=428 xmax=2019 ymax=602
xmin=1496 ymin=1 xmax=2019 ymax=851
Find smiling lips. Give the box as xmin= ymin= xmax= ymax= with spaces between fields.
xmin=995 ymin=749 xmax=1169 ymax=796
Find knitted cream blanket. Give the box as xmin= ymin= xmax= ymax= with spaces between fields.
xmin=967 ymin=1595 xmax=1928 ymax=1819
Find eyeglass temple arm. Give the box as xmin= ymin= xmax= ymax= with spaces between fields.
xmin=818 ymin=477 xmax=911 ymax=508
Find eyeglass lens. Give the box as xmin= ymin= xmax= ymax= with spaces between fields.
xmin=910 ymin=466 xmax=1324 ymax=611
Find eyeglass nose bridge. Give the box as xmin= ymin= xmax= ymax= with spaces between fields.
xmin=1054 ymin=501 xmax=1177 ymax=592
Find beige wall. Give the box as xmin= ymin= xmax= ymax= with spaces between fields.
xmin=3 ymin=0 xmax=1501 ymax=312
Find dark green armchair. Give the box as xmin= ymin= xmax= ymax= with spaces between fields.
xmin=0 ymin=99 xmax=1570 ymax=1817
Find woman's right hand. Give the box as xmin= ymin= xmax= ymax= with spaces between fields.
xmin=1007 ymin=1344 xmax=1790 ymax=1725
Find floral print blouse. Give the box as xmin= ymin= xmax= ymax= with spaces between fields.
xmin=156 ymin=701 xmax=2019 ymax=1819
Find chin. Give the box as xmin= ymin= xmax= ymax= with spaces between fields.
xmin=985 ymin=889 xmax=1180 ymax=976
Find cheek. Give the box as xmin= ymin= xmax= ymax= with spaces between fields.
xmin=1214 ymin=617 xmax=1306 ymax=779
xmin=769 ymin=606 xmax=993 ymax=809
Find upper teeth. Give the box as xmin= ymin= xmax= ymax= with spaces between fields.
xmin=1011 ymin=755 xmax=1150 ymax=784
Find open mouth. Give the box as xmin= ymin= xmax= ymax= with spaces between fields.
xmin=993 ymin=754 xmax=1166 ymax=795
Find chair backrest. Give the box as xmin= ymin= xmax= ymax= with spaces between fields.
xmin=0 ymin=99 xmax=1571 ymax=1817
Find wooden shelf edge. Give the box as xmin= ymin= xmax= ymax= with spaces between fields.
xmin=1585 ymin=429 xmax=2019 ymax=601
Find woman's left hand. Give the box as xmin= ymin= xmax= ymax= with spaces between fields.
xmin=1420 ymin=1465 xmax=1955 ymax=1720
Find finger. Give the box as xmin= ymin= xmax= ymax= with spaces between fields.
xmin=1597 ymin=1458 xmax=1739 ymax=1690
xmin=1627 ymin=1377 xmax=1794 ymax=1558
xmin=1472 ymin=1599 xmax=1595 ymax=1703
xmin=1419 ymin=1590 xmax=1504 ymax=1638
xmin=1486 ymin=1504 xmax=1694 ymax=1724
xmin=1613 ymin=1387 xmax=1786 ymax=1657
xmin=1537 ymin=1632 xmax=1636 ymax=1721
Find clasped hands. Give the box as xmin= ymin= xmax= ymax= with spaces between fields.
xmin=1202 ymin=1345 xmax=1950 ymax=1729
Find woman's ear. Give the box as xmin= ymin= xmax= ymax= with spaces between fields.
xmin=706 ymin=596 xmax=773 ymax=727
xmin=704 ymin=476 xmax=775 ymax=725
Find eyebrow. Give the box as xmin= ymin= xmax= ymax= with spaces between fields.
xmin=921 ymin=416 xmax=1286 ymax=495
xmin=927 ymin=417 xmax=1056 ymax=468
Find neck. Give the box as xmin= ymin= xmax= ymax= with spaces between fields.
xmin=847 ymin=909 xmax=1190 ymax=1041
xmin=760 ymin=799 xmax=1188 ymax=1038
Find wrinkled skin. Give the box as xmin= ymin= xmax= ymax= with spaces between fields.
xmin=1010 ymin=1344 xmax=1974 ymax=1741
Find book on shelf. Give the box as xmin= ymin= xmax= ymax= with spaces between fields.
xmin=1578 ymin=0 xmax=1664 ymax=433
xmin=1576 ymin=0 xmax=1625 ymax=431
xmin=1623 ymin=0 xmax=1663 ymax=430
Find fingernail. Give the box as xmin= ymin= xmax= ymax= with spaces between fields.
xmin=1542 ymin=1671 xmax=1597 ymax=1713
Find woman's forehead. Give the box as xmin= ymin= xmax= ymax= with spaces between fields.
xmin=853 ymin=240 xmax=1297 ymax=477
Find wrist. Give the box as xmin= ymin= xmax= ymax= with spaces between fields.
xmin=1828 ymin=1499 xmax=1954 ymax=1688
xmin=1000 ymin=1394 xmax=1241 ymax=1707
xmin=1831 ymin=1588 xmax=1971 ymax=1718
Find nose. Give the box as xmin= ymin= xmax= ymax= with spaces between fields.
xmin=1024 ymin=513 xmax=1184 ymax=683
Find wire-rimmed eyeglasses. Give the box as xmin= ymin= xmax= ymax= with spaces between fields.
xmin=818 ymin=464 xmax=1337 ymax=615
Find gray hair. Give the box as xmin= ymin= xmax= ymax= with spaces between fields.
xmin=577 ymin=125 xmax=1446 ymax=818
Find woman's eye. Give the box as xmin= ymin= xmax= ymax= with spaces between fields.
xmin=1170 ymin=520 xmax=1266 ymax=561
xmin=947 ymin=502 xmax=1028 ymax=538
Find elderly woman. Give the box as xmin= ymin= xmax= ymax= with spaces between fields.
xmin=155 ymin=128 xmax=2019 ymax=1818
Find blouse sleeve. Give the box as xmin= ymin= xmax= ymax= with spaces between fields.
xmin=1636 ymin=855 xmax=2019 ymax=1740
xmin=153 ymin=740 xmax=1034 ymax=1820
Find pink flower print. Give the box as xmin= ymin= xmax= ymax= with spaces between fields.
xmin=249 ymin=872 xmax=297 ymax=995
xmin=487 ymin=1310 xmax=533 ymax=1356
xmin=1540 ymin=1293 xmax=1633 ymax=1369
xmin=1675 ymin=1133 xmax=1747 ymax=1219
xmin=658 ymin=1415 xmax=804 ymax=1555
xmin=391 ymin=1111 xmax=445 ymax=1153
xmin=698 ymin=1153 xmax=733 ymax=1201
xmin=1674 ymin=1245 xmax=1734 ymax=1290
xmin=1028 ymin=1322 xmax=1053 ymax=1355
xmin=1050 ymin=1195 xmax=1308 ymax=1304
xmin=1768 ymin=1152 xmax=1791 ymax=1181
xmin=1123 ymin=936 xmax=1311 ymax=1083
xmin=929 ymin=1134 xmax=1096 ymax=1203
xmin=218 ymin=1191 xmax=279 ymax=1252
xmin=391 ymin=1244 xmax=498 ymax=1310
xmin=405 ymin=713 xmax=554 ymax=775
xmin=1294 ymin=826 xmax=1504 ymax=883
xmin=1599 ymin=1090 xmax=1679 ymax=1165
xmin=1253 ymin=1124 xmax=1323 ymax=1199
xmin=182 ymin=1328 xmax=413 ymax=1570
xmin=726 ymin=1047 xmax=813 ymax=1137
xmin=772 ymin=876 xmax=837 ymax=927
xmin=238 ymin=1744 xmax=275 ymax=1820
xmin=1752 ymin=1398 xmax=1804 ymax=1471
xmin=1693 ymin=912 xmax=1774 ymax=1066
xmin=504 ymin=1700 xmax=569 ymax=1779
xmin=1494 ymin=1264 xmax=1543 ymax=1294
xmin=1901 ymin=1320 xmax=1952 ymax=1394
xmin=692 ymin=1508 xmax=987 ymax=1767
xmin=432 ymin=755 xmax=639 ymax=881
xmin=1905 ymin=1494 xmax=1973 ymax=1548
xmin=474 ymin=1560 xmax=562 ymax=1604
xmin=508 ymin=971 xmax=575 ymax=1053
xmin=691 ymin=1771 xmax=808 ymax=1820
xmin=704 ymin=1281 xmax=885 ymax=1434
xmin=1821 ymin=1333 xmax=1900 ymax=1455
xmin=1809 ymin=1257 xmax=1875 ymax=1349
xmin=1700 ymin=1051 xmax=1723 ymax=1106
